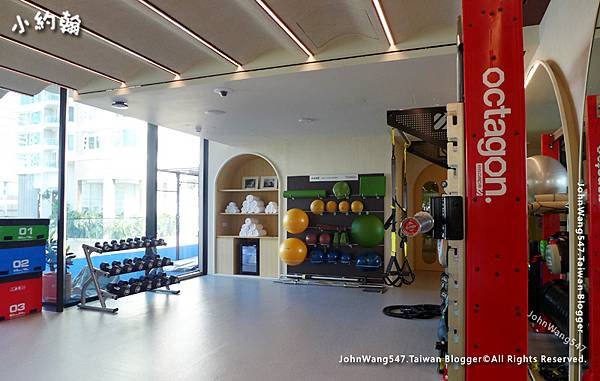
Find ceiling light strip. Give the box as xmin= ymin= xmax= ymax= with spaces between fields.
xmin=0 ymin=35 xmax=125 ymax=85
xmin=135 ymin=0 xmax=242 ymax=68
xmin=0 ymin=64 xmax=75 ymax=91
xmin=18 ymin=0 xmax=180 ymax=78
xmin=254 ymin=0 xmax=313 ymax=58
xmin=372 ymin=0 xmax=395 ymax=47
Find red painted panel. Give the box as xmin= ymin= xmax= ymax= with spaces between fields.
xmin=462 ymin=1 xmax=528 ymax=379
xmin=585 ymin=95 xmax=600 ymax=380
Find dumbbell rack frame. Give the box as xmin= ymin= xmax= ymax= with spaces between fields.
xmin=77 ymin=243 xmax=180 ymax=314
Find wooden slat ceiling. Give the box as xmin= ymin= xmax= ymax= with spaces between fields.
xmin=0 ymin=0 xmax=548 ymax=98
xmin=0 ymin=0 xmax=461 ymax=95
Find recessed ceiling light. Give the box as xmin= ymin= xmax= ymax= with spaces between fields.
xmin=112 ymin=100 xmax=129 ymax=110
xmin=298 ymin=117 xmax=317 ymax=124
xmin=205 ymin=109 xmax=226 ymax=115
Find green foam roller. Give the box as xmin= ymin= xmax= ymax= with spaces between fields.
xmin=283 ymin=190 xmax=327 ymax=199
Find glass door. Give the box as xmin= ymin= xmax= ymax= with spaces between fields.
xmin=157 ymin=169 xmax=200 ymax=275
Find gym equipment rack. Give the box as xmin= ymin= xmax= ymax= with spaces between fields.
xmin=77 ymin=241 xmax=180 ymax=314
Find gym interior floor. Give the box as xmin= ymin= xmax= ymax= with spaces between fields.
xmin=0 ymin=271 xmax=441 ymax=381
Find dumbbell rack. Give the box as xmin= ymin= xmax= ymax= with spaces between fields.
xmin=77 ymin=243 xmax=180 ymax=314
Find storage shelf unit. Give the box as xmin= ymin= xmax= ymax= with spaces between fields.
xmin=285 ymin=174 xmax=385 ymax=283
xmin=215 ymin=154 xmax=280 ymax=278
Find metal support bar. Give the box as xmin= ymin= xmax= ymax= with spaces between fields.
xmin=445 ymin=102 xmax=466 ymax=380
xmin=56 ymin=87 xmax=67 ymax=312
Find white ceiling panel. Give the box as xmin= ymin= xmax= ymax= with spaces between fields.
xmin=2 ymin=0 xmax=174 ymax=88
xmin=0 ymin=66 xmax=48 ymax=95
xmin=0 ymin=38 xmax=114 ymax=91
xmin=77 ymin=51 xmax=457 ymax=145
xmin=266 ymin=0 xmax=389 ymax=56
xmin=38 ymin=0 xmax=231 ymax=76
xmin=382 ymin=0 xmax=459 ymax=45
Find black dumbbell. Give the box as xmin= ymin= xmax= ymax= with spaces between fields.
xmin=120 ymin=259 xmax=134 ymax=273
xmin=158 ymin=273 xmax=169 ymax=287
xmin=152 ymin=255 xmax=162 ymax=268
xmin=128 ymin=279 xmax=142 ymax=294
xmin=126 ymin=238 xmax=135 ymax=249
xmin=160 ymin=257 xmax=173 ymax=267
xmin=94 ymin=242 xmax=103 ymax=251
xmin=142 ymin=239 xmax=152 ymax=248
xmin=107 ymin=282 xmax=130 ymax=297
xmin=157 ymin=238 xmax=166 ymax=246
xmin=143 ymin=258 xmax=155 ymax=270
xmin=138 ymin=277 xmax=152 ymax=291
xmin=110 ymin=240 xmax=120 ymax=251
xmin=111 ymin=261 xmax=123 ymax=274
xmin=102 ymin=241 xmax=112 ymax=252
xmin=133 ymin=237 xmax=142 ymax=248
xmin=99 ymin=262 xmax=111 ymax=273
xmin=148 ymin=275 xmax=162 ymax=289
xmin=168 ymin=275 xmax=179 ymax=285
xmin=130 ymin=257 xmax=145 ymax=271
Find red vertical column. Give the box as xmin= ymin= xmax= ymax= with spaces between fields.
xmin=462 ymin=1 xmax=528 ymax=380
xmin=584 ymin=95 xmax=600 ymax=381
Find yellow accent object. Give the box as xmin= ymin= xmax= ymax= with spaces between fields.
xmin=279 ymin=238 xmax=308 ymax=266
xmin=338 ymin=200 xmax=350 ymax=213
xmin=391 ymin=232 xmax=397 ymax=257
xmin=326 ymin=200 xmax=338 ymax=213
xmin=283 ymin=208 xmax=309 ymax=234
xmin=350 ymin=200 xmax=364 ymax=213
xmin=310 ymin=199 xmax=325 ymax=215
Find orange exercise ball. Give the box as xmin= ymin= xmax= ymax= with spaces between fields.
xmin=283 ymin=208 xmax=309 ymax=234
xmin=310 ymin=199 xmax=325 ymax=215
xmin=279 ymin=238 xmax=308 ymax=266
xmin=326 ymin=200 xmax=337 ymax=213
xmin=338 ymin=200 xmax=350 ymax=213
xmin=351 ymin=200 xmax=364 ymax=213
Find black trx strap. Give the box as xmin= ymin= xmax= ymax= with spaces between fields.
xmin=383 ymin=129 xmax=415 ymax=287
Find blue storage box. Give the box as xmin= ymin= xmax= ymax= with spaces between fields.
xmin=0 ymin=245 xmax=45 ymax=277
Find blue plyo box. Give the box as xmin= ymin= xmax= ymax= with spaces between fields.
xmin=0 ymin=245 xmax=45 ymax=277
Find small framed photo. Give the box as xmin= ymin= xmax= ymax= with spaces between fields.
xmin=242 ymin=176 xmax=259 ymax=190
xmin=260 ymin=176 xmax=278 ymax=189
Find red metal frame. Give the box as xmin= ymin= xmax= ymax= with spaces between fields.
xmin=584 ymin=95 xmax=600 ymax=381
xmin=462 ymin=1 xmax=528 ymax=379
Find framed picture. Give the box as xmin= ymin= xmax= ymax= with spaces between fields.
xmin=260 ymin=176 xmax=278 ymax=189
xmin=242 ymin=176 xmax=259 ymax=190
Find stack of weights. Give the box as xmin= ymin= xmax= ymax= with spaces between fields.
xmin=0 ymin=219 xmax=49 ymax=321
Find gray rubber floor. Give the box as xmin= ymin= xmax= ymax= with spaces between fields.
xmin=0 ymin=272 xmax=442 ymax=381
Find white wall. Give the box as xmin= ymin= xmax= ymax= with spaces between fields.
xmin=529 ymin=0 xmax=600 ymax=132
xmin=207 ymin=132 xmax=392 ymax=275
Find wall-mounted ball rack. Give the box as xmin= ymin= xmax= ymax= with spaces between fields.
xmin=285 ymin=174 xmax=385 ymax=284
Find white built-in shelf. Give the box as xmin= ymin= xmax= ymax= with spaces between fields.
xmin=216 ymin=235 xmax=279 ymax=239
xmin=219 ymin=188 xmax=279 ymax=192
xmin=219 ymin=213 xmax=278 ymax=216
